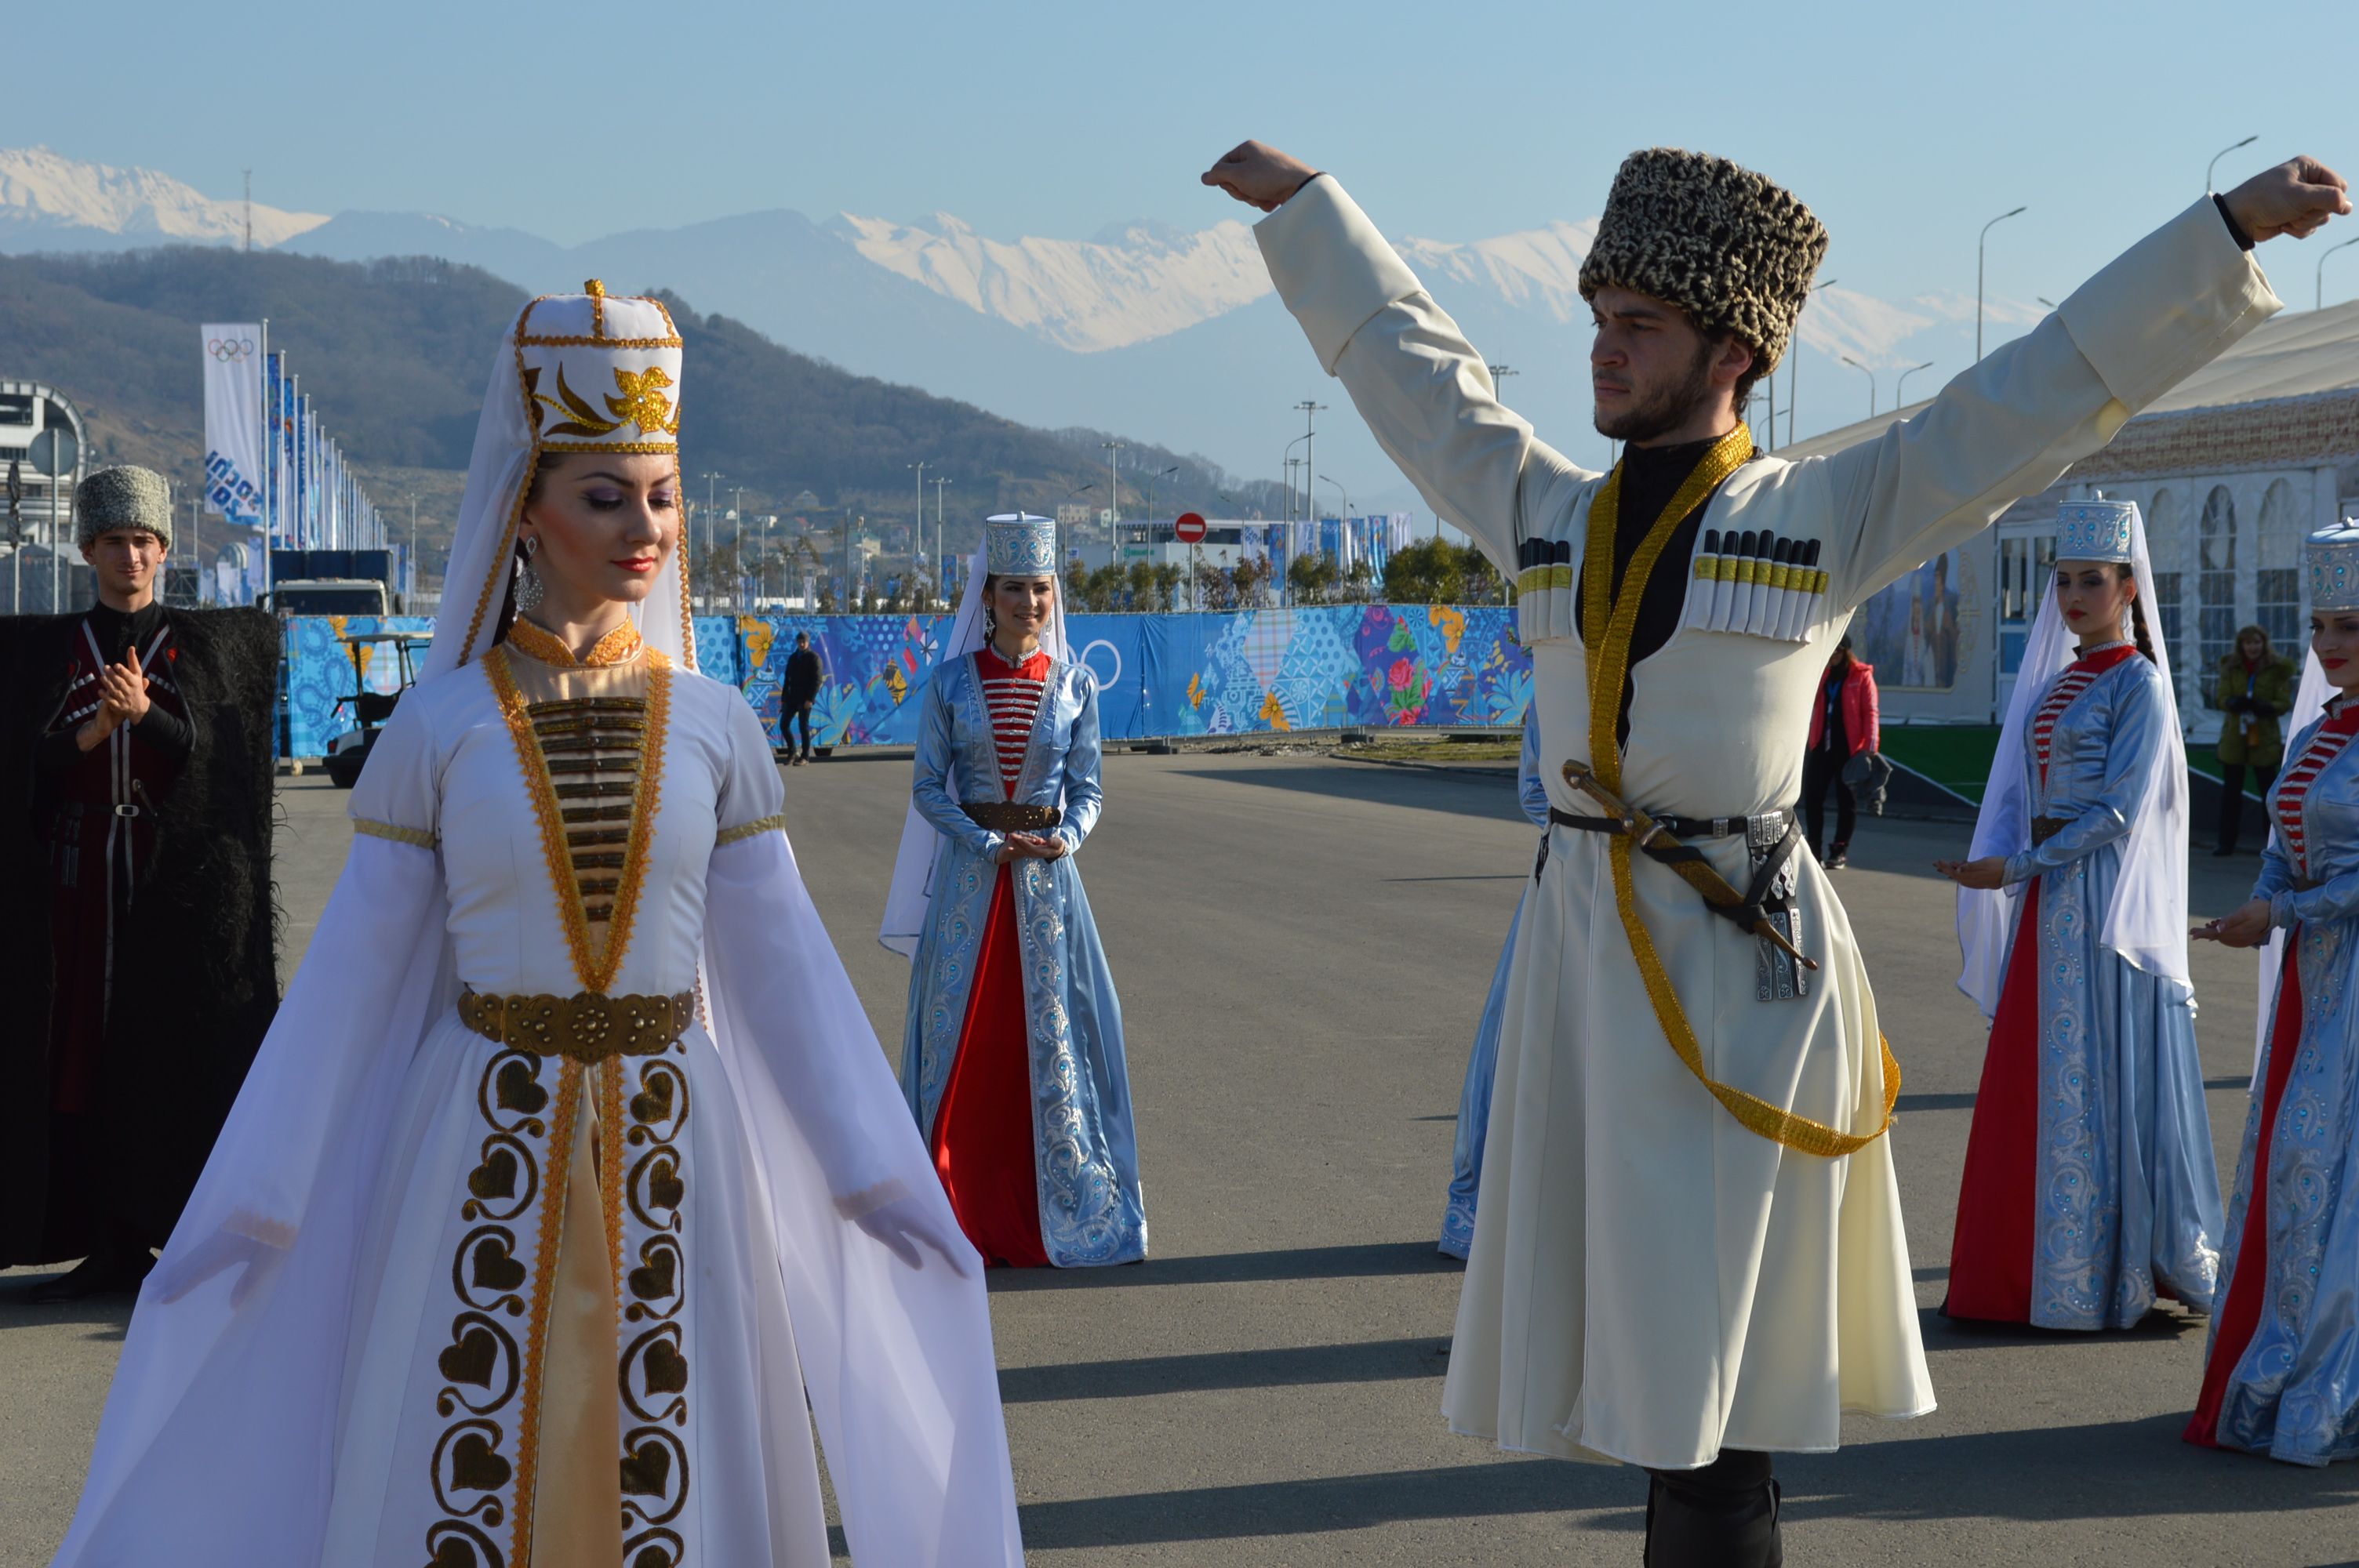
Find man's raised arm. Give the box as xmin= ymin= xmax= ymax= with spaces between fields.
xmin=1819 ymin=157 xmax=2346 ymax=612
xmin=1204 ymin=140 xmax=1591 ymax=576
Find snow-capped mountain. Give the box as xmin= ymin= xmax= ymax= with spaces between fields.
xmin=1 ymin=147 xmax=2049 ymax=511
xmin=0 ymin=146 xmax=326 ymax=249
xmin=827 ymin=211 xmax=1270 ymax=352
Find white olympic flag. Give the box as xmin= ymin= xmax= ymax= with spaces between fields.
xmin=202 ymin=323 xmax=265 ymax=526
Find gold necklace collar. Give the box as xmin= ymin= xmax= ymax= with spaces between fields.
xmin=506 ymin=615 xmax=644 ymax=668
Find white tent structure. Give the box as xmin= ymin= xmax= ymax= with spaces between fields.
xmin=1781 ymin=299 xmax=2359 ymax=728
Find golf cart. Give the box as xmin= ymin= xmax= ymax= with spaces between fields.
xmin=322 ymin=630 xmax=432 ymax=789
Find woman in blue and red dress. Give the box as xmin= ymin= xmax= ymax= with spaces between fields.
xmin=2190 ymin=520 xmax=2359 ymax=1465
xmin=1939 ymin=498 xmax=2222 ymax=1330
xmin=890 ymin=514 xmax=1146 ymax=1268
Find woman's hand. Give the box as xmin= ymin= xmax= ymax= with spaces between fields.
xmin=1000 ymin=833 xmax=1067 ymax=862
xmin=149 ymin=1225 xmax=286 ymax=1308
xmin=2194 ymin=898 xmax=2274 ymax=948
xmin=852 ymin=1192 xmax=977 ymax=1276
xmin=1934 ymin=856 xmax=2008 ymax=890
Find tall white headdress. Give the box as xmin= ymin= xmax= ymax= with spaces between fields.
xmin=426 ymin=281 xmax=692 ymax=677
xmin=1957 ymin=497 xmax=2190 ymax=1014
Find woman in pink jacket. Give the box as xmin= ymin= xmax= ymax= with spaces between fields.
xmin=1802 ymin=634 xmax=1879 ymax=869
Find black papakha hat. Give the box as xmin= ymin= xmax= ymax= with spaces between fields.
xmin=1578 ymin=148 xmax=1830 ymax=375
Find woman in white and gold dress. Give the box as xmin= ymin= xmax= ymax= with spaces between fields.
xmin=50 ymin=285 xmax=1023 ymax=1567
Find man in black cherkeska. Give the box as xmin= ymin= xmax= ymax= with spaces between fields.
xmin=784 ymin=628 xmax=825 ymax=763
xmin=0 ymin=466 xmax=282 ymax=1301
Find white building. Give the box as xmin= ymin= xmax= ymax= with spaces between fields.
xmin=1783 ymin=299 xmax=2359 ymax=737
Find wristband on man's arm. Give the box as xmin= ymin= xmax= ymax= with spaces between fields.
xmin=2212 ymin=193 xmax=2257 ymax=252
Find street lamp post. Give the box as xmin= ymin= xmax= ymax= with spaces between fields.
xmin=1840 ymin=355 xmax=1877 ymax=417
xmin=407 ymin=493 xmax=418 ymax=606
xmin=698 ymin=470 xmax=724 ymax=612
xmin=1894 ymin=361 xmax=1936 ymax=408
xmin=2318 ymin=234 xmax=2359 ymax=311
xmin=1786 ymin=278 xmax=1834 ymax=448
xmin=1143 ymin=464 xmax=1178 ymax=525
xmin=1977 ymin=206 xmax=2027 ymax=362
xmin=931 ymin=476 xmax=953 ymax=606
xmin=2207 ymin=135 xmax=2259 ymax=194
xmin=1321 ymin=475 xmax=1350 ymax=583
xmin=907 ymin=459 xmax=928 ymax=597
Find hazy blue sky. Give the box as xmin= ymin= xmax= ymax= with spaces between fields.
xmin=15 ymin=0 xmax=2359 ymax=309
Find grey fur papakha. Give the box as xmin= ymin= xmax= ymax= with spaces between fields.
xmin=1577 ymin=147 xmax=1830 ymax=374
xmin=75 ymin=466 xmax=173 ymax=549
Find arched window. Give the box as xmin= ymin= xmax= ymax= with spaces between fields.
xmin=2199 ymin=485 xmax=2238 ymax=704
xmin=2256 ymin=479 xmax=2302 ymax=651
xmin=2148 ymin=488 xmax=2183 ymax=652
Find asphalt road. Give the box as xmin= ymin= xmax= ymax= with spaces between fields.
xmin=8 ymin=753 xmax=2359 ymax=1566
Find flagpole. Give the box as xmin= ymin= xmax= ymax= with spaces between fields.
xmin=260 ymin=321 xmax=273 ymax=606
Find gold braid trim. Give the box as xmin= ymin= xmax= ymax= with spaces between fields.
xmin=353 ymin=817 xmax=437 ymax=849
xmin=1580 ymin=425 xmax=1898 ymax=1156
xmin=715 ymin=813 xmax=785 ymax=847
xmin=598 ymin=1058 xmax=627 ymax=1323
xmin=485 ymin=647 xmax=671 ymax=993
xmin=511 ymin=1058 xmax=583 ymax=1568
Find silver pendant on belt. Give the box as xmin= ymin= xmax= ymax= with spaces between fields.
xmin=1751 ymin=811 xmax=1808 ymax=1002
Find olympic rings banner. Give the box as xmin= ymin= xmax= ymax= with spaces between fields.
xmin=278 ymin=607 xmax=1532 ymax=757
xmin=201 ymin=323 xmax=265 ymax=528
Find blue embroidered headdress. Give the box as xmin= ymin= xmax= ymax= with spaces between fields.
xmin=984 ymin=514 xmax=1057 ymax=577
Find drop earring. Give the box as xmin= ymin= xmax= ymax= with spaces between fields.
xmin=517 ymin=535 xmax=546 ymax=615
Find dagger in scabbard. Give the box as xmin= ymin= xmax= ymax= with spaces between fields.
xmin=1561 ymin=760 xmax=1819 ymax=972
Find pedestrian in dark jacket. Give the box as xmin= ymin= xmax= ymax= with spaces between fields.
xmin=1802 ymin=635 xmax=1879 ymax=869
xmin=2212 ymin=624 xmax=2296 ymax=855
xmin=783 ymin=630 xmax=824 ymax=763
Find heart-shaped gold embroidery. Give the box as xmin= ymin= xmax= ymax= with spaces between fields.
xmin=494 ymin=1059 xmax=548 ymax=1115
xmin=626 ymin=1247 xmax=676 ymax=1302
xmin=644 ymin=1156 xmax=683 ymax=1214
xmin=628 ymin=1073 xmax=675 ymax=1126
xmin=449 ymin=1431 xmax=512 ymax=1493
xmin=425 ymin=1536 xmax=479 ymax=1568
xmin=619 ymin=1437 xmax=671 ymax=1497
xmin=471 ymin=1236 xmax=527 ymax=1294
xmin=438 ymin=1326 xmax=500 ymax=1388
xmin=467 ymin=1149 xmax=518 ymax=1202
xmin=641 ymin=1338 xmax=689 ymax=1395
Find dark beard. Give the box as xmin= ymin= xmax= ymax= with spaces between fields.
xmin=1594 ymin=339 xmax=1719 ymax=444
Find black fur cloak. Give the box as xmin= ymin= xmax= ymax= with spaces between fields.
xmin=0 ymin=608 xmax=282 ymax=1264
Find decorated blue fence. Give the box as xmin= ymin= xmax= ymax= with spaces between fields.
xmin=281 ymin=605 xmax=1532 ymax=757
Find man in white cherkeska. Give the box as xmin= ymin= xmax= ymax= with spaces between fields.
xmin=1204 ymin=140 xmax=2346 ymax=1563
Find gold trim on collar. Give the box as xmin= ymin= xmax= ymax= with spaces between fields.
xmin=506 ymin=616 xmax=645 ymax=669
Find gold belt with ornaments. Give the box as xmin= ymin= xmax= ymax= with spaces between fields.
xmin=458 ymin=986 xmax=696 ymax=1062
xmin=1578 ymin=424 xmax=1898 ymax=1158
xmin=963 ymin=802 xmax=1063 ymax=831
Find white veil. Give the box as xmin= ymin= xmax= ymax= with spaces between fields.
xmin=2254 ymin=649 xmax=2331 ymax=1077
xmin=424 ymin=295 xmax=695 ymax=681
xmin=878 ymin=533 xmax=1070 ymax=956
xmin=1957 ymin=506 xmax=2189 ymax=1014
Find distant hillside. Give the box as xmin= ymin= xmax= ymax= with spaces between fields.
xmin=0 ymin=245 xmax=1281 ymax=572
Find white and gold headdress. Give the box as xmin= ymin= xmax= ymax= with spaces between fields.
xmin=427 ymin=281 xmax=693 ymax=677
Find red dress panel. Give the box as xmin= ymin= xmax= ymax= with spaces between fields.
xmin=1944 ymin=644 xmax=2139 ymax=1322
xmin=2186 ymin=699 xmax=2359 ymax=1439
xmin=929 ymin=646 xmax=1054 ymax=1268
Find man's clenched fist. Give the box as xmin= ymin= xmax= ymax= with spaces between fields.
xmin=1201 ymin=140 xmax=1320 ymax=212
xmin=2223 ymin=156 xmax=2350 ymax=242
